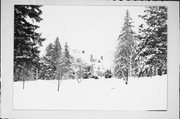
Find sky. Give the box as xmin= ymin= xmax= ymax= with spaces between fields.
xmin=37 ymin=6 xmax=146 ymax=69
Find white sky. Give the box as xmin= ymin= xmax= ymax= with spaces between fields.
xmin=37 ymin=6 xmax=146 ymax=69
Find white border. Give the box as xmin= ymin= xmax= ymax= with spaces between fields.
xmin=1 ymin=0 xmax=179 ymax=119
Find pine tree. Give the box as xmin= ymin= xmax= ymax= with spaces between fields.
xmin=41 ymin=37 xmax=62 ymax=80
xmin=14 ymin=5 xmax=45 ymax=82
xmin=40 ymin=37 xmax=73 ymax=91
xmin=137 ymin=6 xmax=167 ymax=77
xmin=62 ymin=42 xmax=72 ymax=79
xmin=54 ymin=38 xmax=63 ymax=91
xmin=64 ymin=42 xmax=71 ymax=70
xmin=56 ymin=42 xmax=73 ymax=91
xmin=54 ymin=38 xmax=62 ymax=64
xmin=41 ymin=43 xmax=55 ymax=80
xmin=114 ymin=10 xmax=138 ymax=84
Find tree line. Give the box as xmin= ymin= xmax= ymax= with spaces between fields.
xmin=39 ymin=38 xmax=73 ymax=91
xmin=14 ymin=5 xmax=167 ymax=87
xmin=114 ymin=7 xmax=167 ymax=84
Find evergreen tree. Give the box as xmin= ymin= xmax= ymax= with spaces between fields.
xmin=56 ymin=42 xmax=73 ymax=91
xmin=62 ymin=42 xmax=73 ymax=79
xmin=41 ymin=37 xmax=62 ymax=80
xmin=105 ymin=69 xmax=112 ymax=78
xmin=14 ymin=5 xmax=45 ymax=82
xmin=54 ymin=38 xmax=62 ymax=64
xmin=41 ymin=43 xmax=55 ymax=80
xmin=64 ymin=42 xmax=71 ymax=71
xmin=137 ymin=6 xmax=167 ymax=77
xmin=114 ymin=10 xmax=138 ymax=84
xmin=54 ymin=38 xmax=63 ymax=91
xmin=41 ymin=38 xmax=74 ymax=91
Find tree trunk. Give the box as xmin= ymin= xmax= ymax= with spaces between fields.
xmin=156 ymin=66 xmax=158 ymax=76
xmin=57 ymin=71 xmax=62 ymax=92
xmin=23 ymin=76 xmax=25 ymax=89
xmin=129 ymin=65 xmax=131 ymax=77
xmin=36 ymin=69 xmax=38 ymax=80
xmin=57 ymin=79 xmax=60 ymax=91
xmin=125 ymin=79 xmax=128 ymax=85
xmin=129 ymin=55 xmax=132 ymax=78
xmin=77 ymin=78 xmax=81 ymax=84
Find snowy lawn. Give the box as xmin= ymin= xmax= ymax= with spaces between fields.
xmin=13 ymin=75 xmax=167 ymax=110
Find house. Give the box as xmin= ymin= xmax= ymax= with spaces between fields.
xmin=71 ymin=49 xmax=105 ymax=77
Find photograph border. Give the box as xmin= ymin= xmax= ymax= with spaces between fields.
xmin=1 ymin=0 xmax=179 ymax=119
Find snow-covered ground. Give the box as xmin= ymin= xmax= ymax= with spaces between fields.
xmin=13 ymin=75 xmax=167 ymax=110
